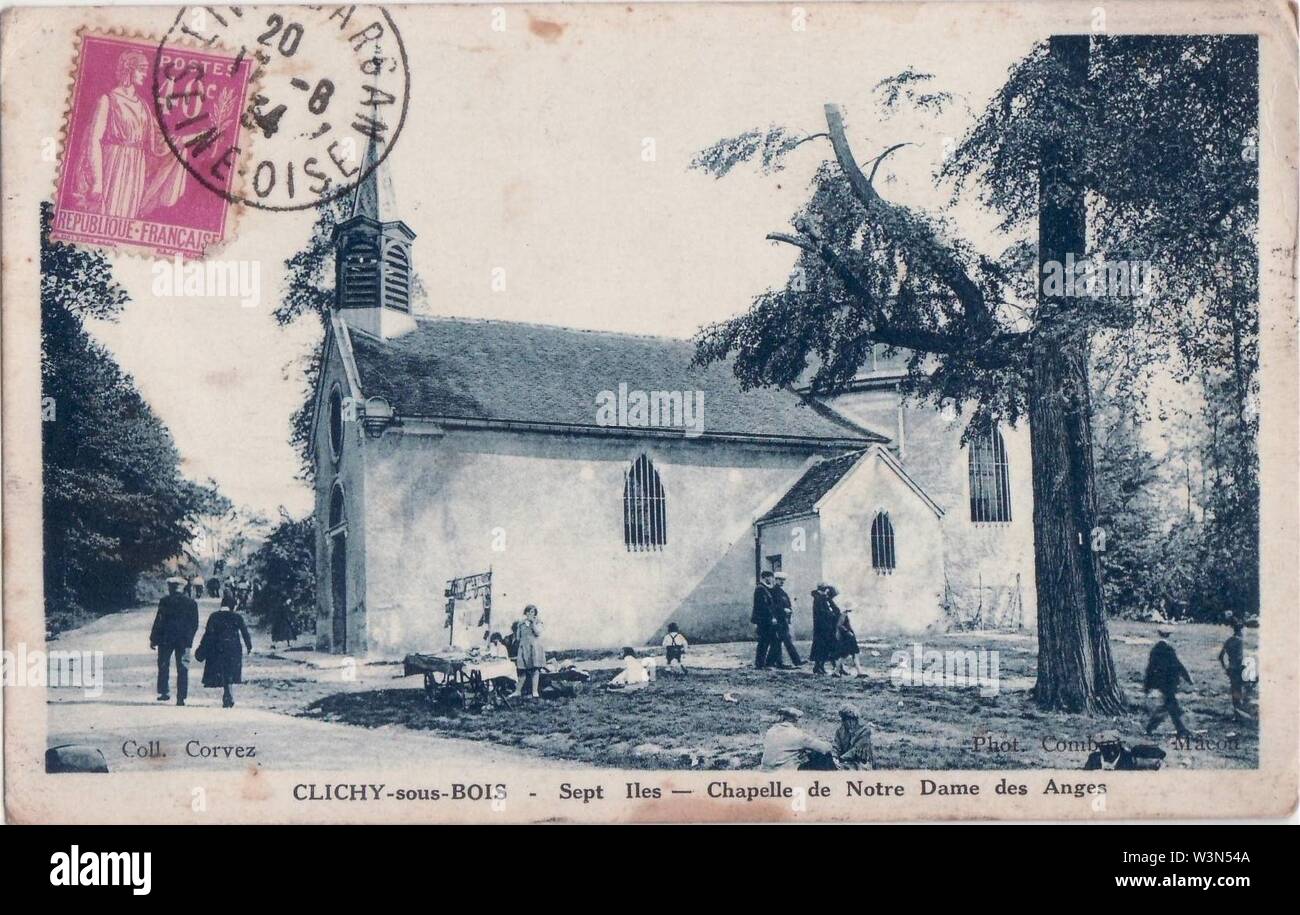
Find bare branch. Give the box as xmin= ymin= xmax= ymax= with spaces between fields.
xmin=867 ymin=142 xmax=915 ymax=185
xmin=790 ymin=131 xmax=831 ymax=149
xmin=823 ymin=102 xmax=993 ymax=331
xmin=824 ymin=103 xmax=880 ymax=208
xmin=766 ymin=232 xmax=818 ymax=253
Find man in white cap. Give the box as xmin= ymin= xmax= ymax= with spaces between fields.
xmin=767 ymin=571 xmax=803 ymax=669
xmin=761 ymin=707 xmax=834 ymax=770
xmin=149 ymin=577 xmax=199 ymax=705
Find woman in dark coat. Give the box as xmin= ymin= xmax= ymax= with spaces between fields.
xmin=196 ymin=603 xmax=253 ymax=708
xmin=270 ymin=600 xmax=298 ymax=649
xmin=809 ymin=583 xmax=841 ymax=675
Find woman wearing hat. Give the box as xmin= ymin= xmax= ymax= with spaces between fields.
xmin=194 ymin=596 xmax=253 ymax=708
xmin=810 ymin=583 xmax=841 ymax=675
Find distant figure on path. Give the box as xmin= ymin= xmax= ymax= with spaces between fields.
xmin=269 ymin=599 xmax=299 ymax=650
xmin=1217 ymin=620 xmax=1253 ymax=723
xmin=1144 ymin=627 xmax=1193 ymax=739
xmin=761 ymin=707 xmax=835 ymax=770
xmin=149 ymin=577 xmax=199 ymax=706
xmin=195 ymin=601 xmax=253 ymax=708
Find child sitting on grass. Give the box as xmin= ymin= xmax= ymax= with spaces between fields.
xmin=661 ymin=622 xmax=689 ymax=674
xmin=608 ymin=647 xmax=651 ymax=691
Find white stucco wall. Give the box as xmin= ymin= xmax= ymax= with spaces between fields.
xmin=313 ymin=335 xmax=371 ymax=655
xmin=826 ymin=386 xmax=1037 ymax=631
xmin=355 ymin=426 xmax=830 ymax=656
xmin=818 ymin=454 xmax=947 ymax=635
xmin=755 ymin=515 xmax=824 ymax=639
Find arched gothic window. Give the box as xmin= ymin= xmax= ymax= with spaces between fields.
xmin=969 ymin=428 xmax=1012 ymax=523
xmin=871 ymin=511 xmax=896 ymax=573
xmin=623 ymin=455 xmax=666 ymax=550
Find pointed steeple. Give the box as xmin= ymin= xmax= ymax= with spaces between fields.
xmin=349 ymin=129 xmax=400 ymax=222
xmin=331 ymin=124 xmax=417 ymax=340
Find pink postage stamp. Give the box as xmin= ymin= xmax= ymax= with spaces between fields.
xmin=52 ymin=32 xmax=254 ymax=259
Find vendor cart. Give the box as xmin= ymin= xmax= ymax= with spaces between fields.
xmin=402 ymin=652 xmax=517 ymax=711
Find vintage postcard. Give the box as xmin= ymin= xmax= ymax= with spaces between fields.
xmin=1 ymin=1 xmax=1296 ymax=825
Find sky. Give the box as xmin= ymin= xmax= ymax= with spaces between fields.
xmin=74 ymin=4 xmax=1053 ymax=518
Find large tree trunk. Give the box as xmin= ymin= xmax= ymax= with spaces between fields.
xmin=1030 ymin=35 xmax=1126 ymax=714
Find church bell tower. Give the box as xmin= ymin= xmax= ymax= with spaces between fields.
xmin=331 ymin=131 xmax=417 ymax=340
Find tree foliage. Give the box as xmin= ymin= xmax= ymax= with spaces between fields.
xmin=40 ymin=202 xmax=212 ymax=629
xmin=691 ymin=35 xmax=1258 ymax=710
xmin=277 ymin=196 xmax=351 ymax=481
xmin=692 ymin=36 xmax=1257 ymax=436
xmin=246 ymin=512 xmax=317 ymax=634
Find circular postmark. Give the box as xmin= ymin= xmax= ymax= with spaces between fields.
xmin=152 ymin=5 xmax=410 ymax=212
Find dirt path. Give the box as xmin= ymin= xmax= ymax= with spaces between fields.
xmin=46 ymin=603 xmax=580 ymax=772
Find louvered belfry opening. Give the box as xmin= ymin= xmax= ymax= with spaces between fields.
xmin=623 ymin=454 xmax=667 ymax=551
xmin=382 ymin=242 xmax=411 ymax=311
xmin=969 ymin=427 xmax=1013 ymax=523
xmin=332 ymin=128 xmax=416 ymax=318
xmin=870 ymin=511 xmax=896 ymax=572
xmin=340 ymin=237 xmax=380 ymax=309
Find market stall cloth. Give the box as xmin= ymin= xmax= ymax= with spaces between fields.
xmin=470 ymin=658 xmax=519 ymax=683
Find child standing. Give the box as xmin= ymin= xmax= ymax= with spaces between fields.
xmin=833 ymin=608 xmax=863 ymax=677
xmin=662 ymin=622 xmax=689 ymax=674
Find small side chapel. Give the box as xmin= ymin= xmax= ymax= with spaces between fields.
xmin=308 ymin=150 xmax=1037 ymax=657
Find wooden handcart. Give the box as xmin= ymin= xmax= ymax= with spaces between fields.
xmin=402 ymin=653 xmax=517 ymax=711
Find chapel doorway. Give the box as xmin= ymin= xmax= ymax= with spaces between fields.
xmin=331 ymin=532 xmax=347 ymax=652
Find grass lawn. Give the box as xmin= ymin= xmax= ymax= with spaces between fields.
xmin=298 ymin=619 xmax=1257 ymax=770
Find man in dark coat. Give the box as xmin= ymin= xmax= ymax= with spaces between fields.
xmin=149 ymin=577 xmax=199 ymax=705
xmin=1083 ymin=730 xmax=1138 ymax=770
xmin=766 ymin=572 xmax=803 ymax=668
xmin=751 ymin=571 xmax=779 ymax=669
xmin=1144 ymin=627 xmax=1193 ymax=739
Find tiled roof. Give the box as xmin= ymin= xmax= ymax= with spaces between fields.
xmin=345 ymin=316 xmax=886 ymax=444
xmin=757 ymin=450 xmax=868 ymax=522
